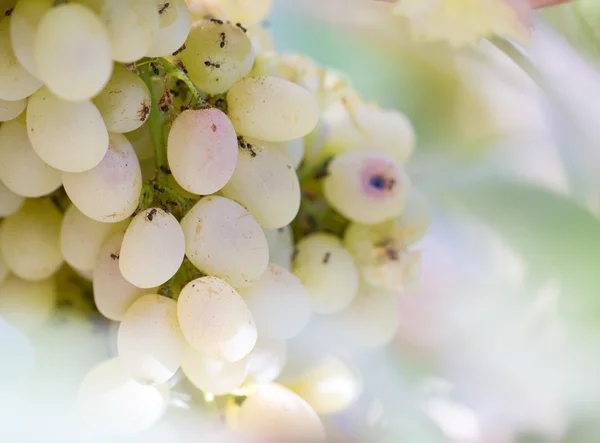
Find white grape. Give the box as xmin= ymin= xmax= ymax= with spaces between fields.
xmin=392 ymin=188 xmax=431 ymax=246
xmin=119 ymin=208 xmax=185 ymax=288
xmin=328 ymin=284 xmax=400 ymax=348
xmin=289 ymin=356 xmax=361 ymax=415
xmin=180 ymin=196 xmax=269 ymax=287
xmin=227 ymin=76 xmax=320 ymax=142
xmin=146 ymin=0 xmax=191 ymax=57
xmin=126 ymin=123 xmax=154 ymax=160
xmin=0 ymin=117 xmax=62 ymax=197
xmin=232 ymin=383 xmax=326 ymax=443
xmin=222 ymin=143 xmax=301 ymax=229
xmin=102 ymin=0 xmax=159 ymax=63
xmin=238 ymin=263 xmax=311 ymax=340
xmin=0 ymin=97 xmax=26 ymax=122
xmin=93 ymin=232 xmax=148 ymax=321
xmin=177 ymin=276 xmax=257 ymax=362
xmin=215 ymin=0 xmax=273 ymax=25
xmin=0 ymin=181 xmax=24 ymax=217
xmin=323 ymin=151 xmax=410 ymax=225
xmin=0 ymin=15 xmax=42 ymax=101
xmin=0 ymin=274 xmax=56 ymax=332
xmin=94 ymin=65 xmax=152 ymax=133
xmin=118 ymin=294 xmax=186 ymax=385
xmin=292 ymin=233 xmax=358 ymax=314
xmin=167 ymin=108 xmax=238 ymax=195
xmin=181 ymin=19 xmax=255 ymax=94
xmin=322 ymin=104 xmax=415 ymax=164
xmin=249 ymin=137 xmax=305 ymax=170
xmin=60 ymin=204 xmax=129 ymax=272
xmin=0 ymin=198 xmax=63 ymax=281
xmin=77 ymin=358 xmax=169 ymax=435
xmin=26 ymin=87 xmax=109 ymax=173
xmin=34 ymin=3 xmax=113 ymax=101
xmin=62 ymin=132 xmax=142 ymax=223
xmin=182 ymin=345 xmax=248 ymax=395
xmin=9 ymin=0 xmax=53 ymax=76
xmin=247 ymin=337 xmax=287 ymax=384
xmin=262 ymin=225 xmax=294 ymax=270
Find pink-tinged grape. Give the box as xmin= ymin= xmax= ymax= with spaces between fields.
xmin=181 ymin=19 xmax=255 ymax=94
xmin=167 ymin=108 xmax=238 ymax=195
xmin=182 ymin=345 xmax=248 ymax=395
xmin=118 ymin=294 xmax=186 ymax=385
xmin=119 ymin=208 xmax=185 ymax=289
xmin=222 ymin=143 xmax=301 ymax=229
xmin=227 ymin=76 xmax=320 ymax=142
xmin=237 ymin=263 xmax=311 ymax=340
xmin=34 ymin=3 xmax=113 ymax=101
xmin=26 ymin=87 xmax=109 ymax=173
xmin=62 ymin=133 xmax=142 ymax=223
xmin=229 ymin=383 xmax=326 ymax=443
xmin=0 ymin=117 xmax=62 ymax=197
xmin=323 ymin=151 xmax=410 ymax=225
xmin=0 ymin=199 xmax=63 ymax=281
xmin=93 ymin=232 xmax=148 ymax=321
xmin=177 ymin=276 xmax=257 ymax=362
xmin=292 ymin=233 xmax=358 ymax=315
xmin=180 ymin=196 xmax=269 ymax=287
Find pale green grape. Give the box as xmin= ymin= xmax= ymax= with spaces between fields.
xmin=323 ymin=151 xmax=410 ymax=225
xmin=0 ymin=97 xmax=26 ymax=122
xmin=102 ymin=0 xmax=159 ymax=63
xmin=232 ymin=383 xmax=326 ymax=443
xmin=62 ymin=133 xmax=142 ymax=223
xmin=60 ymin=204 xmax=129 ymax=272
xmin=215 ymin=0 xmax=273 ymax=25
xmin=322 ymin=104 xmax=415 ymax=164
xmin=222 ymin=143 xmax=300 ymax=229
xmin=0 ymin=198 xmax=63 ymax=281
xmin=249 ymin=137 xmax=305 ymax=170
xmin=262 ymin=225 xmax=294 ymax=270
xmin=146 ymin=0 xmax=191 ymax=57
xmin=119 ymin=208 xmax=185 ymax=289
xmin=292 ymin=233 xmax=358 ymax=314
xmin=0 ymin=181 xmax=24 ymax=217
xmin=77 ymin=358 xmax=169 ymax=435
xmin=177 ymin=276 xmax=257 ymax=362
xmin=227 ymin=76 xmax=320 ymax=142
xmin=182 ymin=345 xmax=248 ymax=395
xmin=238 ymin=263 xmax=311 ymax=340
xmin=289 ymin=356 xmax=361 ymax=415
xmin=247 ymin=337 xmax=287 ymax=384
xmin=180 ymin=196 xmax=269 ymax=287
xmin=0 ymin=117 xmax=62 ymax=197
xmin=0 ymin=15 xmax=42 ymax=101
xmin=126 ymin=123 xmax=154 ymax=160
xmin=34 ymin=3 xmax=113 ymax=101
xmin=26 ymin=87 xmax=109 ymax=173
xmin=118 ymin=294 xmax=186 ymax=385
xmin=9 ymin=0 xmax=53 ymax=76
xmin=167 ymin=108 xmax=238 ymax=195
xmin=94 ymin=65 xmax=151 ymax=133
xmin=93 ymin=232 xmax=148 ymax=321
xmin=0 ymin=274 xmax=56 ymax=332
xmin=181 ymin=19 xmax=255 ymax=94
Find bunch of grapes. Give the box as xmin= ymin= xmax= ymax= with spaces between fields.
xmin=0 ymin=0 xmax=429 ymax=441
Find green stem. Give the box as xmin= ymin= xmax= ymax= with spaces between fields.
xmin=152 ymin=58 xmax=210 ymax=110
xmin=139 ymin=67 xmax=169 ymax=187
